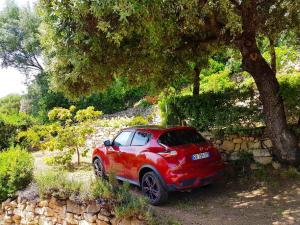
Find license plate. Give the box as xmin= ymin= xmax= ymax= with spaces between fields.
xmin=192 ymin=152 xmax=210 ymax=160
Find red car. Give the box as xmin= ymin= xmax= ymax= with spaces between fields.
xmin=92 ymin=125 xmax=225 ymax=205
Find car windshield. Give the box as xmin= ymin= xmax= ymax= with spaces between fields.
xmin=158 ymin=129 xmax=206 ymax=147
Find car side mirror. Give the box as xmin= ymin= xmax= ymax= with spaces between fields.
xmin=104 ymin=140 xmax=111 ymax=147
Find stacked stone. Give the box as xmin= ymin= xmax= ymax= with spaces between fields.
xmin=199 ymin=132 xmax=280 ymax=166
xmin=0 ymin=197 xmax=145 ymax=225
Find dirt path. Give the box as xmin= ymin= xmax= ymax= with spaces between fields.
xmin=155 ymin=180 xmax=300 ymax=225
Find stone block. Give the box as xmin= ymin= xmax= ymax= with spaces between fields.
xmin=262 ymin=139 xmax=272 ymax=148
xmin=253 ymin=149 xmax=271 ymax=157
xmin=234 ymin=143 xmax=241 ymax=151
xmin=86 ymin=202 xmax=100 ymax=214
xmin=96 ymin=220 xmax=109 ymax=225
xmin=83 ymin=213 xmax=97 ymax=223
xmin=39 ymin=201 xmax=48 ymax=208
xmin=221 ymin=140 xmax=235 ymax=151
xmin=240 ymin=142 xmax=248 ymax=151
xmin=97 ymin=214 xmax=109 ymax=222
xmin=67 ymin=200 xmax=84 ymax=215
xmin=44 ymin=207 xmax=55 ymax=217
xmin=254 ymin=156 xmax=272 ymax=165
xmin=233 ymin=138 xmax=243 ymax=144
xmin=248 ymin=141 xmax=261 ymax=149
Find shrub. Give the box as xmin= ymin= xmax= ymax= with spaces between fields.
xmin=76 ymin=77 xmax=146 ymax=114
xmin=0 ymin=113 xmax=36 ymax=150
xmin=0 ymin=94 xmax=21 ymax=115
xmin=278 ymin=73 xmax=300 ymax=124
xmin=159 ymin=89 xmax=261 ymax=132
xmin=126 ymin=116 xmax=149 ymax=126
xmin=201 ymin=70 xmax=235 ymax=93
xmin=0 ymin=146 xmax=34 ymax=201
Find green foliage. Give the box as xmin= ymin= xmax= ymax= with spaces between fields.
xmin=201 ymin=58 xmax=226 ymax=77
xmin=280 ymin=167 xmax=300 ymax=179
xmin=18 ymin=106 xmax=102 ymax=166
xmin=35 ymin=171 xmax=84 ymax=200
xmin=0 ymin=112 xmax=36 ymax=150
xmin=26 ymin=75 xmax=146 ymax=122
xmin=0 ymin=94 xmax=36 ymax=150
xmin=134 ymin=98 xmax=153 ymax=108
xmin=201 ymin=70 xmax=235 ymax=93
xmin=76 ymin=77 xmax=147 ymax=114
xmin=0 ymin=146 xmax=34 ymax=201
xmin=263 ymin=46 xmax=299 ymax=73
xmin=230 ymin=151 xmax=254 ymax=178
xmin=114 ymin=182 xmax=148 ymax=218
xmin=126 ymin=116 xmax=149 ymax=127
xmin=0 ymin=94 xmax=21 ymax=114
xmin=278 ymin=73 xmax=300 ymax=123
xmin=159 ymin=89 xmax=261 ymax=132
xmin=0 ymin=1 xmax=43 ymax=74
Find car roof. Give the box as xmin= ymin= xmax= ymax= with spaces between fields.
xmin=122 ymin=125 xmax=194 ymax=132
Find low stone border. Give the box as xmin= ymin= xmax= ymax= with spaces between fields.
xmin=0 ymin=197 xmax=146 ymax=225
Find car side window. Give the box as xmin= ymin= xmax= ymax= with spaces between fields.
xmin=113 ymin=131 xmax=133 ymax=146
xmin=131 ymin=132 xmax=151 ymax=146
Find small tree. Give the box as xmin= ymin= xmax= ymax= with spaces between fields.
xmin=18 ymin=106 xmax=102 ymax=166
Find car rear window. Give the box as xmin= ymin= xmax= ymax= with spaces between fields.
xmin=158 ymin=129 xmax=206 ymax=147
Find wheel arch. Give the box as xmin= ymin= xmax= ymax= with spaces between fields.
xmin=138 ymin=165 xmax=167 ymax=189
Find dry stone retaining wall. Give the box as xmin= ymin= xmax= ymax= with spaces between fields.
xmin=0 ymin=197 xmax=145 ymax=225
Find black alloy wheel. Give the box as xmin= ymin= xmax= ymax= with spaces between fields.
xmin=141 ymin=172 xmax=168 ymax=205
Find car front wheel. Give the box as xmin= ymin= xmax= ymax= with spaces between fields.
xmin=141 ymin=171 xmax=168 ymax=205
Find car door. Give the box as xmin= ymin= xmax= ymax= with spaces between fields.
xmin=121 ymin=131 xmax=152 ymax=181
xmin=107 ymin=131 xmax=134 ymax=177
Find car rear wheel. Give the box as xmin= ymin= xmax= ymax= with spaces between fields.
xmin=141 ymin=172 xmax=168 ymax=205
xmin=93 ymin=158 xmax=105 ymax=178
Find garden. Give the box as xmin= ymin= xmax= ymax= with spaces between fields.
xmin=0 ymin=0 xmax=300 ymax=224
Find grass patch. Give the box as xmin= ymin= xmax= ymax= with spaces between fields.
xmin=35 ymin=170 xmax=149 ymax=219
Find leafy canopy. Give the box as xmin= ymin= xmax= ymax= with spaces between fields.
xmin=38 ymin=0 xmax=300 ymax=98
xmin=0 ymin=0 xmax=43 ymax=75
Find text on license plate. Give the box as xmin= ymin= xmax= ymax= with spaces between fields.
xmin=192 ymin=152 xmax=210 ymax=160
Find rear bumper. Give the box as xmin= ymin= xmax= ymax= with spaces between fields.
xmin=163 ymin=161 xmax=225 ymax=191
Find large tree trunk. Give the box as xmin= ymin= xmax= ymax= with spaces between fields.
xmin=269 ymin=37 xmax=277 ymax=74
xmin=193 ymin=66 xmax=200 ymax=96
xmin=235 ymin=1 xmax=300 ymax=165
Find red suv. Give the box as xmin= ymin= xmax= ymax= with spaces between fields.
xmin=92 ymin=126 xmax=225 ymax=205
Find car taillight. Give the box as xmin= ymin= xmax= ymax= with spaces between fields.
xmin=158 ymin=150 xmax=177 ymax=157
xmin=158 ymin=143 xmax=177 ymax=157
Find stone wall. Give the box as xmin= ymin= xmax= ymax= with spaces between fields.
xmin=203 ymin=133 xmax=274 ymax=165
xmin=0 ymin=197 xmax=145 ymax=225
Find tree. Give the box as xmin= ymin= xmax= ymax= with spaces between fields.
xmin=18 ymin=106 xmax=102 ymax=166
xmin=0 ymin=0 xmax=43 ymax=76
xmin=39 ymin=0 xmax=300 ymax=164
xmin=0 ymin=94 xmax=21 ymax=114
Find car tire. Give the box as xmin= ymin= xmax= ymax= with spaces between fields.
xmin=141 ymin=171 xmax=168 ymax=205
xmin=93 ymin=158 xmax=105 ymax=178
